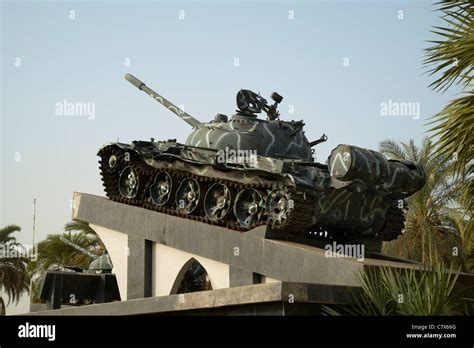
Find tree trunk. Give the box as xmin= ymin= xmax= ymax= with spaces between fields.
xmin=0 ymin=297 xmax=5 ymax=316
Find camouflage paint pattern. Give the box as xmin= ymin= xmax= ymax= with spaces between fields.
xmin=96 ymin=74 xmax=426 ymax=241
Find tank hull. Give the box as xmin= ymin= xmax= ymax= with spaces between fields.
xmin=98 ymin=140 xmax=424 ymax=242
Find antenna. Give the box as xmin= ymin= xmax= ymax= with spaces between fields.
xmin=29 ymin=198 xmax=37 ymax=299
xmin=32 ymin=198 xmax=36 ymax=246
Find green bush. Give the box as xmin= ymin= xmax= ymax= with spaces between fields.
xmin=323 ymin=265 xmax=471 ymax=316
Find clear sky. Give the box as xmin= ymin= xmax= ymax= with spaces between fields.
xmin=1 ymin=0 xmax=456 ymax=313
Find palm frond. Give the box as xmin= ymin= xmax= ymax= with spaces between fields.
xmin=426 ymin=92 xmax=474 ymax=176
xmin=435 ymin=0 xmax=472 ymax=13
xmin=0 ymin=225 xmax=21 ymax=244
xmin=322 ymin=265 xmax=464 ymax=315
xmin=401 ymin=139 xmax=420 ymax=162
xmin=379 ymin=139 xmax=406 ymax=160
xmin=64 ymin=219 xmax=96 ymax=236
xmin=424 ymin=2 xmax=474 ymax=92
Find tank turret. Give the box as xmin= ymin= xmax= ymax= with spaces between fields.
xmin=125 ymin=74 xmax=322 ymax=161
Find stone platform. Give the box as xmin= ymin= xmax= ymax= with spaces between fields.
xmin=28 ymin=192 xmax=473 ymax=315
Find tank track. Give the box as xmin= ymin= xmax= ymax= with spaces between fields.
xmin=141 ymin=167 xmax=268 ymax=231
xmin=99 ymin=146 xmax=404 ymax=241
xmin=99 ymin=146 xmax=317 ymax=234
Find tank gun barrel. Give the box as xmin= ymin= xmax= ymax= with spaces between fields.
xmin=59 ymin=236 xmax=98 ymax=260
xmin=125 ymin=74 xmax=202 ymax=128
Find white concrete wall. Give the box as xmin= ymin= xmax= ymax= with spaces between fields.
xmin=261 ymin=276 xmax=280 ymax=284
xmin=152 ymin=243 xmax=230 ymax=297
xmin=90 ymin=224 xmax=128 ymax=300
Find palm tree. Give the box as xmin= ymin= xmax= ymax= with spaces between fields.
xmin=424 ymin=0 xmax=473 ymax=210
xmin=380 ymin=138 xmax=470 ymax=268
xmin=28 ymin=220 xmax=105 ymax=302
xmin=0 ymin=225 xmax=30 ymax=315
xmin=64 ymin=219 xmax=100 ymax=236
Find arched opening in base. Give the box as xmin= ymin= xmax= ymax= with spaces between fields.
xmin=170 ymin=258 xmax=213 ymax=295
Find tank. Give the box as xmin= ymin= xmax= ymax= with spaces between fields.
xmin=97 ymin=74 xmax=425 ymax=242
